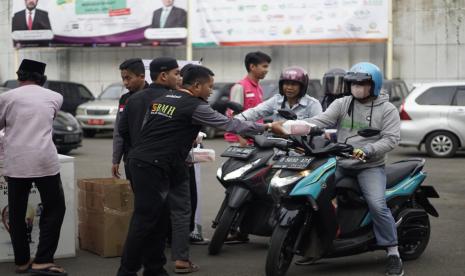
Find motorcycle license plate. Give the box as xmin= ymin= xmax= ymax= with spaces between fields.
xmin=272 ymin=156 xmax=313 ymax=170
xmin=87 ymin=119 xmax=104 ymax=125
xmin=220 ymin=146 xmax=256 ymax=159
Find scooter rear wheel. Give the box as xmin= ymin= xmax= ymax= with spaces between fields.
xmin=208 ymin=207 xmax=238 ymax=255
xmin=266 ymin=225 xmax=297 ymax=276
xmin=399 ymin=214 xmax=431 ymax=261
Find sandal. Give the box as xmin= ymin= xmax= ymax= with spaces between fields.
xmin=28 ymin=265 xmax=67 ymax=276
xmin=174 ymin=261 xmax=199 ymax=274
xmin=15 ymin=263 xmax=32 ymax=274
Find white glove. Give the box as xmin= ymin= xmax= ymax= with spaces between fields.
xmin=195 ymin=131 xmax=207 ymax=144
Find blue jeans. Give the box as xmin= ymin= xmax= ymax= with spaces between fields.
xmin=335 ymin=166 xmax=398 ymax=247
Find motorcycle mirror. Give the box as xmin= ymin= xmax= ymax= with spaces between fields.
xmin=224 ymin=100 xmax=244 ymax=114
xmin=277 ymin=109 xmax=297 ymax=120
xmin=357 ymin=127 xmax=381 ymax=138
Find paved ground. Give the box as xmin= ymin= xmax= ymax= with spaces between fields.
xmin=1 ymin=134 xmax=465 ymax=276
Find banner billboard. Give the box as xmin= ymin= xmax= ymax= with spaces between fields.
xmin=11 ymin=0 xmax=188 ymax=47
xmin=191 ymin=0 xmax=388 ymax=46
xmin=11 ymin=0 xmax=388 ymax=48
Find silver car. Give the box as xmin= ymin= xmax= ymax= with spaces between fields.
xmin=76 ymin=83 xmax=126 ymax=137
xmin=400 ymin=82 xmax=465 ymax=157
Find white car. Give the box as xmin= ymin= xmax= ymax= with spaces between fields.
xmin=76 ymin=83 xmax=127 ymax=137
xmin=400 ymin=82 xmax=465 ymax=157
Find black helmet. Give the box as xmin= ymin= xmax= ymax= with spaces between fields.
xmin=278 ymin=66 xmax=309 ymax=98
xmin=322 ymin=68 xmax=346 ymax=97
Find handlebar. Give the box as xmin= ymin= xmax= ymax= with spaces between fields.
xmin=339 ymin=152 xmax=367 ymax=163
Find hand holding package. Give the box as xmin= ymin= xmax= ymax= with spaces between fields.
xmin=282 ymin=120 xmax=315 ymax=135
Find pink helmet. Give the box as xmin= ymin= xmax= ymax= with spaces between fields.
xmin=279 ymin=66 xmax=309 ymax=98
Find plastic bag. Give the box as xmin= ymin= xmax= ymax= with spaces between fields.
xmin=282 ymin=120 xmax=315 ymax=135
xmin=192 ymin=145 xmax=215 ymax=163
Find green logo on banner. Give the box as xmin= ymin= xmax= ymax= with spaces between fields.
xmin=75 ymin=0 xmax=127 ymax=15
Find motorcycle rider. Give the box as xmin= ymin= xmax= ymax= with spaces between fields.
xmin=236 ymin=66 xmax=322 ymax=122
xmin=303 ymin=62 xmax=403 ymax=276
xmin=226 ymin=66 xmax=322 ymax=244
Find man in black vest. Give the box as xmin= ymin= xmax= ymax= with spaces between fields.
xmin=112 ymin=58 xmax=148 ymax=182
xmin=116 ymin=60 xmax=285 ymax=276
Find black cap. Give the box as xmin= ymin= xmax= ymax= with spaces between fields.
xmin=18 ymin=59 xmax=46 ymax=75
xmin=149 ymin=57 xmax=178 ymax=73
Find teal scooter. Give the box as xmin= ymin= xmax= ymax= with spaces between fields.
xmin=266 ymin=128 xmax=439 ymax=276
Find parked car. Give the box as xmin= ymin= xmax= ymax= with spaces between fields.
xmin=399 ymin=82 xmax=465 ymax=157
xmin=382 ymin=79 xmax=409 ymax=110
xmin=75 ymin=83 xmax=126 ymax=137
xmin=3 ymin=79 xmax=95 ymax=115
xmin=0 ymin=87 xmax=82 ymax=154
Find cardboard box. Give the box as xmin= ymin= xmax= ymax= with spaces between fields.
xmin=78 ymin=178 xmax=133 ymax=257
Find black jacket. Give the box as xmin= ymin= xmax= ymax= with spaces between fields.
xmin=118 ymin=83 xmax=171 ymax=152
xmin=112 ymin=82 xmax=149 ymax=164
xmin=12 ymin=9 xmax=52 ymax=31
xmin=127 ymin=90 xmax=203 ymax=163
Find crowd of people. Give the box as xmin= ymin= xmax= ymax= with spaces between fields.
xmin=0 ymin=50 xmax=403 ymax=276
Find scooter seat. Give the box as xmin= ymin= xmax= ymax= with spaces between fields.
xmin=336 ymin=159 xmax=424 ymax=195
xmin=385 ymin=160 xmax=424 ymax=189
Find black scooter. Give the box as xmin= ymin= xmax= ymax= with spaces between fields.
xmin=208 ymin=107 xmax=298 ymax=255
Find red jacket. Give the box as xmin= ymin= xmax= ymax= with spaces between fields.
xmin=224 ymin=76 xmax=264 ymax=143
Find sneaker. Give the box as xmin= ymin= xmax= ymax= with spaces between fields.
xmin=386 ymin=255 xmax=404 ymax=276
xmin=190 ymin=231 xmax=209 ymax=245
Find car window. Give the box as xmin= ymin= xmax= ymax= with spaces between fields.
xmin=99 ymin=85 xmax=125 ymax=100
xmin=47 ymin=82 xmax=65 ymax=96
xmin=62 ymin=83 xmax=79 ymax=100
xmin=77 ymin=85 xmax=94 ymax=100
xmin=261 ymin=81 xmax=279 ymax=100
xmin=398 ymin=82 xmax=409 ymax=97
xmin=391 ymin=85 xmax=402 ymax=100
xmin=3 ymin=80 xmax=19 ymax=88
xmin=453 ymin=89 xmax=465 ymax=106
xmin=415 ymin=86 xmax=457 ymax=105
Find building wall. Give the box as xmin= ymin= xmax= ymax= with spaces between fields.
xmin=1 ymin=1 xmax=464 ymax=95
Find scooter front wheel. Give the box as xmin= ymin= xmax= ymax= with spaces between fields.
xmin=266 ymin=225 xmax=297 ymax=276
xmin=208 ymin=206 xmax=238 ymax=255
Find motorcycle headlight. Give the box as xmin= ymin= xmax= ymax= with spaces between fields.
xmin=270 ymin=170 xmax=310 ymax=198
xmin=223 ymin=159 xmax=261 ymax=181
xmin=76 ymin=107 xmax=86 ymax=116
